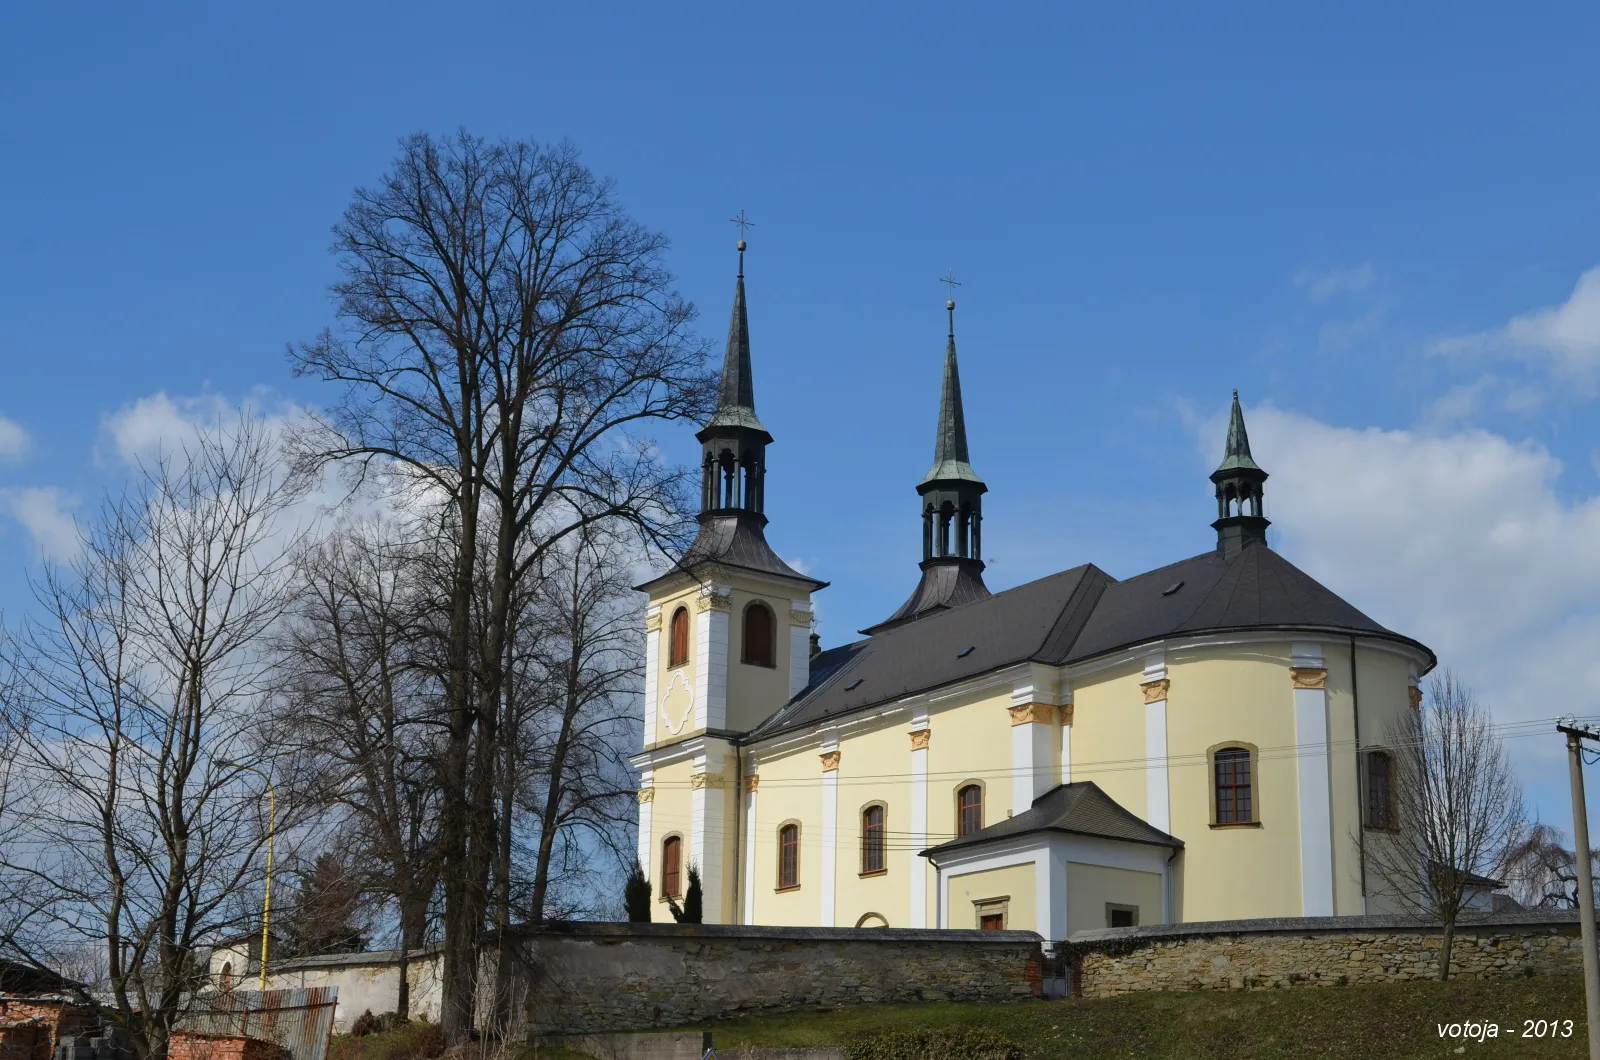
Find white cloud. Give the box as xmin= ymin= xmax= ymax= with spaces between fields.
xmin=1294 ymin=264 xmax=1375 ymax=301
xmin=1436 ymin=266 xmax=1600 ymax=379
xmin=2 ymin=487 xmax=80 ymax=562
xmin=1232 ymin=405 xmax=1600 ymax=804
xmin=0 ymin=414 xmax=31 ymax=461
xmin=100 ymin=392 xmax=235 ymax=466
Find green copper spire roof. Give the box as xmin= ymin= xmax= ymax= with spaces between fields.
xmin=921 ymin=301 xmax=984 ymax=486
xmin=1214 ymin=389 xmax=1262 ymax=474
xmin=704 ymin=241 xmax=768 ymax=434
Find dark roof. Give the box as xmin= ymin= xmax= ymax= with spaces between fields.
xmin=863 ymin=559 xmax=991 ymax=635
xmin=922 ymin=781 xmax=1182 ymax=857
xmin=0 ymin=959 xmax=72 ymax=995
xmin=747 ymin=542 xmax=1431 ymax=741
xmin=636 ymin=512 xmax=826 ymax=593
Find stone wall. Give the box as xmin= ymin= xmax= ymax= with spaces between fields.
xmin=493 ymin=923 xmax=1044 ymax=1035
xmin=1070 ymin=910 xmax=1592 ymax=997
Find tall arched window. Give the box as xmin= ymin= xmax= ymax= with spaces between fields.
xmin=1214 ymin=747 xmax=1254 ymax=824
xmin=861 ymin=804 xmax=886 ymax=875
xmin=661 ymin=835 xmax=682 ymax=897
xmin=1366 ymin=751 xmax=1394 ymax=830
xmin=668 ymin=607 xmax=689 ymax=668
xmin=742 ymin=602 xmax=775 ymax=667
xmin=957 ymin=784 xmax=983 ymax=837
xmin=777 ymin=823 xmax=800 ymax=890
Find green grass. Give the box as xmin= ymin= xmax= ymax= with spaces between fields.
xmin=680 ymin=974 xmax=1593 ymax=1059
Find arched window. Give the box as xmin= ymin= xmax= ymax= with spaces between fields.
xmin=777 ymin=823 xmax=800 ymax=890
xmin=661 ymin=835 xmax=683 ymax=897
xmin=1214 ymin=747 xmax=1253 ymax=824
xmin=219 ymin=962 xmax=233 ymax=989
xmin=957 ymin=784 xmax=983 ymax=837
xmin=1366 ymin=750 xmax=1394 ymax=830
xmin=742 ymin=602 xmax=775 ymax=667
xmin=861 ymin=804 xmax=886 ymax=875
xmin=668 ymin=607 xmax=689 ymax=668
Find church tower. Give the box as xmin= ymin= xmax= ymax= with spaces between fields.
xmin=634 ymin=233 xmax=826 ymax=926
xmin=866 ymin=297 xmax=991 ymax=633
xmin=1211 ymin=389 xmax=1270 ymax=556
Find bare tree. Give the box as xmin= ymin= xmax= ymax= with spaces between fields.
xmin=0 ymin=415 xmax=309 ymax=1058
xmin=274 ymin=523 xmax=441 ymax=1017
xmin=518 ymin=524 xmax=643 ymax=924
xmin=290 ymin=130 xmax=711 ymax=1041
xmin=1505 ymin=822 xmax=1599 ymax=910
xmin=1367 ymin=671 xmax=1526 ymax=979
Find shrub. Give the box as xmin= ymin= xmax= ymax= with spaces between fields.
xmin=844 ymin=1027 xmax=1023 ymax=1060
xmin=624 ymin=860 xmax=651 ymax=923
xmin=331 ymin=1018 xmax=444 ymax=1060
xmin=349 ymin=1012 xmax=379 ymax=1039
xmin=395 ymin=1023 xmax=445 ymax=1060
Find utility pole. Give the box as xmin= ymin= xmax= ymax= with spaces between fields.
xmin=1559 ymin=722 xmax=1600 ymax=1060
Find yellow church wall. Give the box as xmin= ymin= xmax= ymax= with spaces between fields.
xmin=646 ymin=757 xmax=694 ymax=924
xmin=1321 ymin=646 xmax=1363 ymax=916
xmin=723 ymin=575 xmax=804 ymax=734
xmin=745 ymin=741 xmax=822 ymax=926
xmin=1164 ymin=643 xmax=1302 ymax=920
xmin=927 ymin=687 xmax=1017 ymax=832
xmin=946 ymin=863 xmax=1036 ymax=932
xmin=1069 ymin=659 xmax=1149 ymax=819
xmin=1351 ymin=646 xmax=1421 ymax=916
xmin=1065 ymin=862 xmax=1165 ymax=934
xmin=833 ymin=723 xmax=913 ymax=930
xmin=652 ymin=585 xmax=700 ymax=747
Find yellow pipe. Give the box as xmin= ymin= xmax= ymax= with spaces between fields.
xmin=224 ymin=762 xmax=277 ymax=992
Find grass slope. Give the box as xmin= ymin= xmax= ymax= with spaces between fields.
xmin=690 ymin=975 xmax=1592 ymax=1059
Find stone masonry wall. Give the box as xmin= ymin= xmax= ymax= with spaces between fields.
xmin=1072 ymin=911 xmax=1592 ymax=998
xmin=494 ymin=923 xmax=1044 ymax=1035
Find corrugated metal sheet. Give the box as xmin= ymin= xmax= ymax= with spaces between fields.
xmin=182 ymin=987 xmax=337 ymax=1060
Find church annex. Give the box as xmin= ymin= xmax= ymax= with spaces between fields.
xmin=631 ymin=239 xmax=1435 ymax=938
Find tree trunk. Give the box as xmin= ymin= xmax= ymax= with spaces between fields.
xmin=1438 ymin=917 xmax=1456 ymax=981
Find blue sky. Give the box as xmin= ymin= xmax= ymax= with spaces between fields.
xmin=4 ymin=3 xmax=1600 ymax=819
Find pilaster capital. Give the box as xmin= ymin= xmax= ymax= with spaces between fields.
xmin=1409 ymin=686 xmax=1423 ymax=710
xmin=788 ymin=609 xmax=813 ymax=625
xmin=820 ymin=751 xmax=841 ymax=772
xmin=744 ymin=774 xmax=760 ymax=793
xmin=637 ymin=786 xmax=655 ymax=804
xmin=909 ymin=728 xmax=931 ymax=751
xmin=1141 ymin=678 xmax=1170 ymax=704
xmin=689 ymin=771 xmax=728 ymax=789
xmin=645 ymin=612 xmax=663 ymax=632
xmin=695 ymin=590 xmax=732 ymax=614
xmin=1008 ymin=703 xmax=1056 ymax=726
xmin=1290 ymin=667 xmax=1328 ymax=690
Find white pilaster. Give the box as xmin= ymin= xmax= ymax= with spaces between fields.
xmin=742 ymin=758 xmax=758 ymax=924
xmin=1059 ymin=691 xmax=1074 ymax=786
xmin=1143 ymin=652 xmax=1170 ymax=834
xmin=690 ymin=751 xmax=725 ymax=922
xmin=637 ymin=767 xmax=654 ymax=878
xmin=643 ymin=607 xmax=660 ymax=747
xmin=909 ymin=708 xmax=929 ymax=928
xmin=788 ymin=599 xmax=812 ymax=698
xmin=693 ymin=595 xmax=730 ymax=731
xmin=1011 ymin=676 xmax=1058 ymax=813
xmin=1293 ymin=642 xmax=1335 ymax=917
xmin=820 ymin=730 xmax=839 ymax=927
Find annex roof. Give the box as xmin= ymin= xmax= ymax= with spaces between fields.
xmin=921 ymin=781 xmax=1183 ymax=857
xmin=746 ymin=542 xmax=1432 ymax=742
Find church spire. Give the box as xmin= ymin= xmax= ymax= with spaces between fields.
xmin=1210 ymin=390 xmax=1270 ymax=556
xmin=864 ymin=290 xmax=991 ymax=634
xmin=696 ymin=232 xmax=771 ymax=517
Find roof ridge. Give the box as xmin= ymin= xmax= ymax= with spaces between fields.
xmin=864 ymin=564 xmax=1094 ymax=643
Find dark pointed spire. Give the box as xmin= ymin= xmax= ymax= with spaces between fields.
xmin=706 ymin=237 xmax=767 ymax=434
xmin=1210 ymin=389 xmax=1270 ymax=556
xmin=922 ymin=299 xmax=984 ymax=486
xmin=865 ymin=293 xmax=991 ymax=635
xmin=1215 ymin=389 xmax=1262 ymax=474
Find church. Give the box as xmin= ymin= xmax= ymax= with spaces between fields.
xmin=631 ymin=240 xmax=1435 ymax=938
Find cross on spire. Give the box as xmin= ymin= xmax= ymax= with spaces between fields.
xmin=940 ymin=269 xmax=961 ymax=337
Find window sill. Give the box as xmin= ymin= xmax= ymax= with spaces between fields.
xmin=859 ymin=869 xmax=887 ymax=879
xmin=740 ymin=660 xmax=777 ymax=669
xmin=1209 ymin=821 xmax=1262 ymax=829
xmin=1363 ymin=824 xmax=1401 ymax=834
xmin=774 ymin=885 xmax=801 ymax=894
xmin=666 ymin=662 xmax=688 ymax=672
